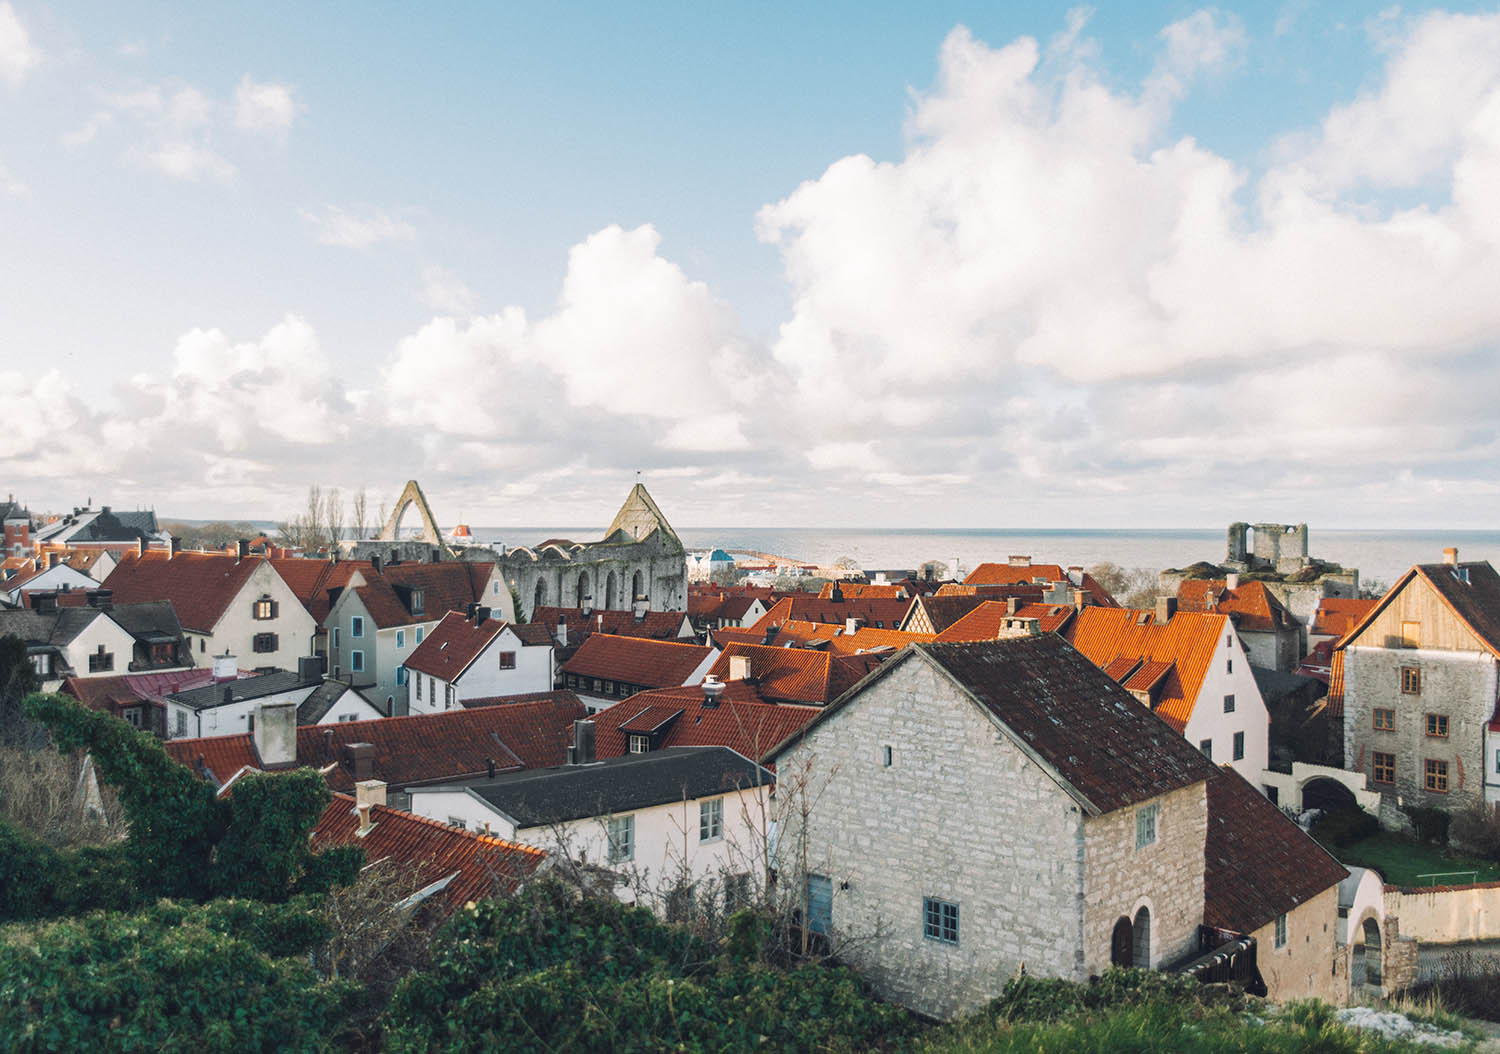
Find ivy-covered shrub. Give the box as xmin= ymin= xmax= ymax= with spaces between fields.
xmin=1402 ymin=805 xmax=1451 ymax=847
xmin=0 ymin=900 xmax=354 ymax=1052
xmin=1310 ymin=807 xmax=1379 ymax=849
xmin=383 ymin=879 xmax=913 ymax=1053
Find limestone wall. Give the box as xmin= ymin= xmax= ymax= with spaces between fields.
xmin=1384 ymin=881 xmax=1500 ymax=943
xmin=1254 ymin=885 xmax=1341 ymax=1004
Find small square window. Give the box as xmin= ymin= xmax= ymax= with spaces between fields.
xmin=923 ymin=897 xmax=959 ymax=945
xmin=499 ymin=651 xmax=516 ymax=670
xmin=1425 ymin=758 xmax=1449 ymax=793
xmin=1233 ymin=731 xmax=1245 ymax=761
xmin=699 ymin=797 xmax=723 ymax=842
xmin=1274 ymin=914 xmax=1287 ymax=949
xmin=1223 ymin=694 xmax=1235 ymax=714
xmin=1135 ymin=804 xmax=1159 ymax=849
xmin=1401 ymin=666 xmax=1421 ymax=694
xmin=1373 ymin=751 xmax=1396 ymax=785
xmin=1426 ymin=713 xmax=1449 ymax=738
xmin=1373 ymin=708 xmax=1395 ymax=732
xmin=1199 ymin=739 xmax=1212 ymax=759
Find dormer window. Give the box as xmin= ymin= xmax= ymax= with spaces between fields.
xmin=409 ymin=589 xmax=425 ymax=615
xmin=252 ymin=595 xmax=277 ymax=620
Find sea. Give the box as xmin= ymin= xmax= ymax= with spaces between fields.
xmin=465 ymin=527 xmax=1500 ymax=592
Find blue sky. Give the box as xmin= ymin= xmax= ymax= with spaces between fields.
xmin=4 ymin=3 xmax=1500 ymax=530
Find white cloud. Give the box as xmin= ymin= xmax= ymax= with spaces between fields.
xmin=418 ymin=265 xmax=476 ymax=314
xmin=234 ymin=75 xmax=300 ymax=135
xmin=131 ymin=139 xmax=235 ymax=181
xmin=302 ymin=205 xmax=417 ymax=249
xmin=0 ymin=2 xmax=40 ymax=86
xmin=0 ymin=159 xmax=26 ymax=196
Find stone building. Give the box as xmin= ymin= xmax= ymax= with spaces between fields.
xmin=500 ymin=484 xmax=687 ymax=620
xmin=766 ymin=635 xmax=1346 ymax=1018
xmin=1338 ymin=550 xmax=1500 ymax=823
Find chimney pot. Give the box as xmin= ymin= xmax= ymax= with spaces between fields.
xmin=702 ymin=674 xmax=725 ymax=708
xmin=354 ymin=778 xmax=387 ymax=810
xmin=236 ymin=538 xmax=249 ymax=560
xmin=137 ymin=537 xmax=147 ymax=558
xmin=356 ymin=801 xmax=374 ymax=836
xmin=1225 ymin=572 xmax=1240 ymax=591
xmin=569 ymin=719 xmax=596 ymax=765
xmin=1155 ymin=596 xmax=1177 ymax=625
xmin=252 ymin=701 xmax=298 ymax=769
xmin=1444 ymin=547 xmax=1459 ymax=565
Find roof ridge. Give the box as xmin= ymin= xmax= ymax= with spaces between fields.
xmin=328 ymin=791 xmax=546 ymax=856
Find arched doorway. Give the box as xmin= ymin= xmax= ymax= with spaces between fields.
xmin=1303 ymin=777 xmax=1358 ymax=814
xmin=605 ymin=570 xmax=619 ymax=610
xmin=576 ymin=571 xmax=590 ymax=608
xmin=632 ymin=569 xmax=645 ymax=603
xmin=1360 ymin=917 xmax=1382 ymax=986
xmin=1111 ymin=916 xmax=1133 ymax=967
xmin=1133 ymin=906 xmax=1151 ymax=967
xmin=533 ymin=578 xmax=547 ymax=613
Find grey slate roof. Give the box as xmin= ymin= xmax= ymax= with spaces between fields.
xmin=168 ymin=668 xmax=321 ymax=712
xmin=0 ymin=607 xmax=105 ymax=647
xmin=108 ymin=601 xmax=185 ymax=644
xmin=296 ymin=680 xmax=387 ymax=724
xmin=437 ymin=745 xmax=771 ymax=827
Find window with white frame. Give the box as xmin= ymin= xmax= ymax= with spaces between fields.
xmin=923 ymin=897 xmax=959 ymax=944
xmin=395 ymin=629 xmax=405 ymax=648
xmin=350 ymin=650 xmax=364 ymax=673
xmin=699 ymin=797 xmax=723 ymax=842
xmin=628 ymin=734 xmax=650 ymax=754
xmin=396 ymin=666 xmax=407 ymax=686
xmin=1274 ymin=913 xmax=1287 ymax=948
xmin=174 ymin=711 xmax=187 ymax=737
xmin=607 ymin=814 xmax=634 ymax=863
xmin=1135 ymin=803 xmax=1159 ymax=849
xmin=351 ymin=616 xmax=364 ymax=638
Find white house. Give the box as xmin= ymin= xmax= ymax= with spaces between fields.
xmin=401 ymin=608 xmax=554 ymax=714
xmin=410 ymin=732 xmax=771 ymax=916
xmin=0 ymin=600 xmax=140 ymax=689
xmin=163 ymin=656 xmax=328 ymax=739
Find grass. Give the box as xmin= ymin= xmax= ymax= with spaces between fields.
xmin=1328 ymin=831 xmax=1500 ymax=887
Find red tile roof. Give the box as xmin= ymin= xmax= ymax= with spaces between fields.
xmin=352 ymin=562 xmax=497 ymax=629
xmin=560 ymin=634 xmax=712 ymax=688
xmin=1204 ymin=766 xmax=1346 ymax=934
xmin=532 ymin=606 xmax=693 ymax=641
xmin=62 ymin=668 xmax=220 ymax=712
xmin=1176 ymin=579 xmax=1298 ymax=634
xmin=102 ymin=551 xmax=264 ymax=632
xmin=403 ymin=611 xmax=526 ymax=681
xmin=1062 ymin=607 xmax=1231 ymax=733
xmin=164 ymin=694 xmax=586 ymax=792
xmin=706 ymin=643 xmax=873 ymax=706
xmin=749 ymin=595 xmax=913 ymax=633
xmin=933 ymin=601 xmax=1077 ymax=641
xmin=1325 ymin=650 xmax=1345 ymax=719
xmin=964 ymin=563 xmax=1119 ymax=606
xmin=1311 ymin=598 xmax=1378 ymax=638
xmin=267 ymin=557 xmax=367 ymax=624
xmin=591 ymin=681 xmax=820 ymax=761
xmin=312 ymin=794 xmax=543 ymax=914
xmin=816 ymin=582 xmax=907 ymax=599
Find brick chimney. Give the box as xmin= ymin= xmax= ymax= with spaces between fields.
xmin=557 ymin=615 xmax=568 ymax=648
xmin=1444 ymin=547 xmax=1459 ymax=565
xmin=1155 ymin=597 xmax=1177 ymax=625
xmin=252 ymin=701 xmax=298 ymax=769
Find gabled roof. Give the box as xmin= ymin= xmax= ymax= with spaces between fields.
xmin=1062 ymin=607 xmax=1231 ymax=732
xmin=0 ymin=605 xmax=109 ymax=647
xmin=934 ymin=601 xmax=1077 ymax=641
xmin=297 ymin=680 xmax=387 ymax=724
xmin=706 ymin=643 xmax=871 ymax=706
xmin=1176 ymin=579 xmax=1298 ymax=634
xmin=816 ymin=582 xmax=907 ymax=599
xmin=103 ymin=600 xmax=186 ymax=644
xmin=62 ymin=667 xmax=219 ymax=713
xmin=103 ymin=551 xmax=265 ymax=633
xmin=559 ymin=634 xmax=712 ymax=688
xmin=532 ymin=606 xmax=693 ymax=642
xmin=312 ymin=794 xmax=543 ymax=914
xmin=1338 ymin=561 xmax=1500 ymax=659
xmin=964 ymin=563 xmax=1119 ymax=606
xmin=446 ymin=746 xmax=770 ymax=828
xmin=768 ymin=636 xmax=1218 ymax=817
xmin=168 ymin=668 xmax=321 ymax=712
xmin=1204 ymin=766 xmax=1346 ymax=934
xmin=603 ymin=483 xmax=679 ymax=546
xmin=268 ymin=557 xmax=367 ymax=625
xmin=591 ymin=682 xmax=820 ymax=761
xmin=165 ymin=693 xmax=587 ymax=792
xmin=905 ymin=594 xmax=994 ymax=632
xmin=350 ymin=562 xmax=496 ymax=629
xmin=403 ymin=611 xmax=530 ymax=681
xmin=750 ymin=595 xmax=914 ymax=633
xmin=1311 ymin=598 xmax=1378 ymax=638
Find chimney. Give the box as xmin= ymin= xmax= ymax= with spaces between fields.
xmin=1071 ymin=589 xmax=1086 ymax=612
xmin=342 ymin=742 xmax=376 ymax=780
xmin=356 ymin=802 xmax=374 ymax=836
xmin=568 ymin=719 xmax=596 ymax=765
xmin=998 ymin=616 xmax=1042 ymax=638
xmin=581 ymin=594 xmax=593 ymax=617
xmin=465 ymin=602 xmax=478 ymax=620
xmin=212 ymin=653 xmax=237 ymax=682
xmin=728 ymin=654 xmax=753 ymax=682
xmin=251 ymin=701 xmax=298 ymax=769
xmin=297 ymin=655 xmax=326 ymax=682
xmin=236 ymin=538 xmax=249 ymax=560
xmin=557 ymin=615 xmax=568 ymax=648
xmin=46 ymin=552 xmax=58 ymax=569
xmin=845 ymin=616 xmax=862 ymax=634
xmin=86 ymin=589 xmax=113 ymax=610
xmin=474 ymin=605 xmax=490 ymax=624
xmin=370 ymin=553 xmax=381 ymax=574
xmin=1006 ymin=596 xmax=1021 ymax=615
xmin=169 ymin=536 xmax=181 ymax=557
xmin=1225 ymin=572 xmax=1240 ymax=591
xmin=1444 ymin=547 xmax=1459 ymax=565
xmin=1155 ymin=596 xmax=1177 ymax=625
xmin=354 ymin=778 xmax=387 ymax=810
xmin=486 ymin=757 xmax=496 ymax=779
xmin=702 ymin=674 xmax=725 ymax=708
xmin=632 ymin=595 xmax=647 ymax=621
xmin=222 ymin=684 xmax=234 ymax=705
xmin=100 ymin=505 xmax=110 ymax=515
xmin=30 ymin=591 xmax=56 ymax=614
xmin=1008 ymin=555 xmax=1031 ymax=568
xmin=137 ymin=537 xmax=147 ymax=558
xmin=1067 ymin=566 xmax=1084 ymax=586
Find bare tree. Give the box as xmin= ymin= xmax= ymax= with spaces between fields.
xmin=351 ymin=487 xmax=369 ymax=541
xmin=324 ymin=487 xmax=344 ymax=549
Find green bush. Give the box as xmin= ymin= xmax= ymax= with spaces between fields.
xmin=1402 ymin=806 xmax=1451 ymax=847
xmin=382 ymin=878 xmax=913 ymax=1053
xmin=0 ymin=900 xmax=354 ymax=1052
xmin=1311 ymin=807 xmax=1380 ymax=848
xmin=1448 ymin=805 xmax=1500 ymax=860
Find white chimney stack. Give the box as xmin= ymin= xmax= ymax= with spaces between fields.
xmin=252 ymin=701 xmax=298 ymax=769
xmin=728 ymin=654 xmax=752 ymax=682
xmin=212 ymin=652 xmax=237 ymax=683
xmin=1225 ymin=572 xmax=1240 ymax=591
xmin=355 ymin=778 xmax=387 ymax=810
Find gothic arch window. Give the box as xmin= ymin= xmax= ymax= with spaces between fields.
xmin=632 ymin=569 xmax=645 ymax=603
xmin=533 ymin=578 xmax=547 ymax=612
xmin=1132 ymin=906 xmax=1151 ymax=967
xmin=605 ymin=570 xmax=619 ymax=610
xmin=576 ymin=571 xmax=590 ymax=608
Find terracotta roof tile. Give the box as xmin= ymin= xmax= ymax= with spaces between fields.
xmin=749 ymin=595 xmax=913 ymax=633
xmin=1176 ymin=579 xmax=1297 ymax=634
xmin=560 ymin=634 xmax=712 ymax=688
xmin=164 ymin=694 xmax=586 ymax=792
xmin=352 ymin=562 xmax=496 ymax=629
xmin=934 ymin=601 xmax=1077 ymax=641
xmin=964 ymin=563 xmax=1119 ymax=606
xmin=591 ymin=682 xmax=819 ymax=762
xmin=102 ymin=551 xmax=263 ymax=632
xmin=1311 ymin=598 xmax=1378 ymax=638
xmin=532 ymin=606 xmax=692 ymax=642
xmin=707 ymin=644 xmax=841 ymax=706
xmin=1204 ymin=766 xmax=1346 ymax=934
xmin=267 ymin=557 xmax=367 ymax=624
xmin=404 ymin=611 xmax=536 ymax=681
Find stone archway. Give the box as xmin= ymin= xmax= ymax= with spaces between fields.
xmin=1111 ymin=916 xmax=1133 ymax=968
xmin=632 ymin=568 xmax=645 ymax=603
xmin=1360 ymin=916 xmax=1383 ymax=987
xmin=1303 ymin=777 xmax=1359 ymax=814
xmin=605 ymin=570 xmax=619 ymax=610
xmin=1133 ymin=906 xmax=1152 ymax=967
xmin=377 ymin=480 xmax=444 ymax=544
xmin=533 ymin=578 xmax=548 ymax=612
xmin=576 ymin=571 xmax=591 ymax=608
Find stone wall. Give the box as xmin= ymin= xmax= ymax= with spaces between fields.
xmin=776 ymin=656 xmax=1089 ymax=1020
xmin=1384 ymin=881 xmax=1500 ymax=943
xmin=1254 ymin=885 xmax=1341 ymax=1004
xmin=1082 ymin=781 xmax=1206 ymax=976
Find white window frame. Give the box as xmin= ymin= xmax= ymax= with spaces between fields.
xmin=350 ymin=650 xmax=364 ymax=673
xmin=351 ymin=615 xmax=364 ymax=639
xmin=628 ymin=734 xmax=649 ymax=754
xmin=607 ymin=814 xmax=634 ymax=863
xmin=699 ymin=797 xmax=723 ymax=842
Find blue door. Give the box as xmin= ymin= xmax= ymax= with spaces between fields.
xmin=806 ymin=873 xmax=832 ymax=935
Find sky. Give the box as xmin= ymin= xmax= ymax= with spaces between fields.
xmin=3 ymin=2 xmax=1500 ymax=530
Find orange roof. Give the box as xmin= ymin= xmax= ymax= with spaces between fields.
xmin=816 ymin=582 xmax=906 ymax=599
xmin=560 ymin=634 xmax=712 ymax=687
xmin=964 ymin=563 xmax=1119 ymax=607
xmin=1176 ymin=579 xmax=1297 ymax=634
xmin=312 ymin=794 xmax=543 ymax=914
xmin=532 ymin=606 xmax=691 ymax=641
xmin=1062 ymin=607 xmax=1230 ymax=733
xmin=352 ymin=562 xmax=496 ymax=630
xmin=267 ymin=557 xmax=368 ymax=624
xmin=706 ymin=643 xmax=882 ymax=706
xmin=591 ymin=681 xmax=820 ymax=762
xmin=934 ymin=601 xmax=1076 ymax=641
xmin=404 ymin=610 xmax=513 ymax=681
xmin=1326 ymin=650 xmax=1345 ymax=719
xmin=103 ymin=551 xmax=265 ymax=633
xmin=749 ymin=595 xmax=913 ymax=633
xmin=1311 ymin=597 xmax=1379 ymax=638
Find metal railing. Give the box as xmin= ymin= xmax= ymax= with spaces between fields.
xmin=1416 ymin=871 xmax=1479 ymax=886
